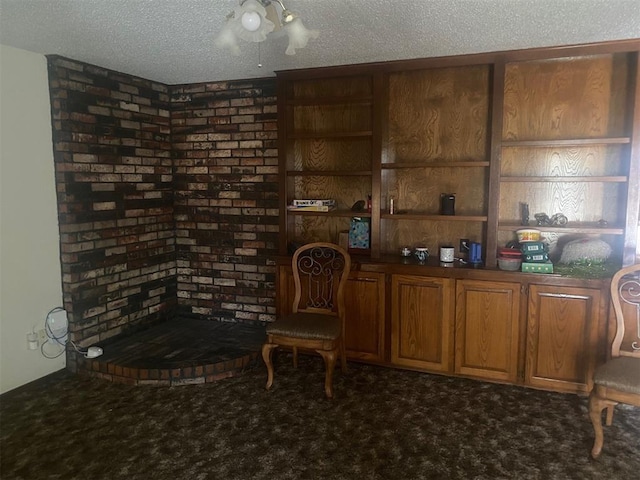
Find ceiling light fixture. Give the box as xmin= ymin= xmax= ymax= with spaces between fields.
xmin=215 ymin=0 xmax=318 ymax=56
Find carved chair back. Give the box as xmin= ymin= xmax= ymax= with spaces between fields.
xmin=609 ymin=263 xmax=640 ymax=359
xmin=291 ymin=242 xmax=351 ymax=319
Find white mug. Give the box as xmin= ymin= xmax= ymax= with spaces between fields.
xmin=440 ymin=246 xmax=455 ymax=263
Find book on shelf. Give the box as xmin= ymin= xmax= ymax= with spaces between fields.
xmin=292 ymin=199 xmax=336 ymax=207
xmin=287 ymin=204 xmax=335 ymax=212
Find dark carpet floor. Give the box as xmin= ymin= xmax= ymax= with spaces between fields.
xmin=1 ymin=355 xmax=638 ymax=480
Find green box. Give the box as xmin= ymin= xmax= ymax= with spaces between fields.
xmin=521 ymin=261 xmax=554 ymax=274
xmin=523 ymin=252 xmax=549 ymax=263
xmin=520 ymin=242 xmax=548 ymax=253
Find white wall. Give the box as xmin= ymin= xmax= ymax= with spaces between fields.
xmin=0 ymin=44 xmax=65 ymax=393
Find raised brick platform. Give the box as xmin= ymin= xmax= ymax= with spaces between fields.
xmin=76 ymin=319 xmax=266 ymax=386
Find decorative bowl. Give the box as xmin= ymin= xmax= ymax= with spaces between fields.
xmin=516 ymin=229 xmax=541 ymax=243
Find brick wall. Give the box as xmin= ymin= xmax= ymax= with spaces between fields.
xmin=48 ymin=56 xmax=176 ymax=371
xmin=47 ymin=57 xmax=279 ymax=371
xmin=171 ymin=80 xmax=279 ymax=323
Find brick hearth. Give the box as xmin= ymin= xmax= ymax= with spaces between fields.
xmin=76 ymin=319 xmax=266 ymax=386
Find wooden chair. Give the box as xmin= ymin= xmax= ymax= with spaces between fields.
xmin=589 ymin=263 xmax=640 ymax=458
xmin=262 ymin=242 xmax=351 ymax=398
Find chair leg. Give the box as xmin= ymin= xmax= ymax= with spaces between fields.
xmin=262 ymin=343 xmax=278 ymax=390
xmin=589 ymin=392 xmax=615 ymax=459
xmin=318 ymin=349 xmax=337 ymax=399
xmin=292 ymin=346 xmax=298 ymax=368
xmin=605 ymin=405 xmax=614 ymax=426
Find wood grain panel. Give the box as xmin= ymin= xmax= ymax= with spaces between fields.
xmin=503 ymin=54 xmax=631 ymax=141
xmin=293 ymin=104 xmax=371 ymax=134
xmin=292 ymin=138 xmax=371 ymax=171
xmin=455 ymin=280 xmax=520 ymax=382
xmin=391 ymin=275 xmax=454 ymax=372
xmin=526 ymin=285 xmax=602 ymax=393
xmin=344 ymin=272 xmax=385 ymax=361
xmin=501 ymin=146 xmax=627 ymax=177
xmin=292 ymin=76 xmax=372 ymax=99
xmin=388 ymin=65 xmax=491 ymax=163
xmin=292 ymin=175 xmax=371 ymax=210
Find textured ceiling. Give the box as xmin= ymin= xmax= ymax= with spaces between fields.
xmin=1 ymin=0 xmax=639 ymax=85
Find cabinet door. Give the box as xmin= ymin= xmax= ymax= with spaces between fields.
xmin=455 ymin=280 xmax=520 ymax=382
xmin=344 ymin=272 xmax=385 ymax=362
xmin=391 ymin=275 xmax=454 ymax=372
xmin=526 ymin=285 xmax=602 ymax=394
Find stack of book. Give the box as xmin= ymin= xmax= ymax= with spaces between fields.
xmin=287 ymin=199 xmax=336 ymax=212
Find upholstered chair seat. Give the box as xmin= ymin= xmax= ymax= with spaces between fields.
xmin=593 ymin=357 xmax=640 ymax=394
xmin=266 ymin=313 xmax=341 ymax=340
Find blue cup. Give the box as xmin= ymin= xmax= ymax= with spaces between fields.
xmin=469 ymin=242 xmax=482 ymax=264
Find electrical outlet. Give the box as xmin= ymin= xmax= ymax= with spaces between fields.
xmin=460 ymin=239 xmax=470 ymax=253
xmin=27 ymin=332 xmax=38 ymax=350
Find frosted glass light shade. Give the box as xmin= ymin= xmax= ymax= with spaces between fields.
xmin=214 ymin=22 xmax=241 ymax=55
xmin=284 ymin=17 xmax=319 ymax=55
xmin=230 ymin=0 xmax=274 ymax=43
xmin=241 ymin=11 xmax=261 ymax=32
xmin=215 ymin=0 xmax=317 ymax=55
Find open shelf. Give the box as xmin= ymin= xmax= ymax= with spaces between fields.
xmin=287 ymin=96 xmax=372 ymax=106
xmin=383 ymin=161 xmax=490 ymax=169
xmin=498 ymin=222 xmax=625 ymax=235
xmin=500 ymin=176 xmax=628 ymax=183
xmin=288 ymin=131 xmax=373 ymax=139
xmin=501 ymin=137 xmax=631 ymax=147
xmin=286 ymin=170 xmax=372 ymax=177
xmin=382 ymin=213 xmax=488 ymax=222
xmin=287 ymin=209 xmax=372 ymax=218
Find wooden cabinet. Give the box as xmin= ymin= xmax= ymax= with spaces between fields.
xmin=274 ymin=39 xmax=639 ymax=395
xmin=390 ymin=275 xmax=454 ymax=372
xmin=454 ymin=279 xmax=521 ymax=383
xmin=344 ymin=271 xmax=385 ymax=362
xmin=525 ymin=284 xmax=604 ymax=393
xmin=277 ymin=258 xmax=611 ymax=394
xmin=276 ymin=265 xmax=385 ymax=362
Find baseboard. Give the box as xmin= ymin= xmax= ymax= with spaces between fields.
xmin=0 ymin=368 xmax=70 ymax=401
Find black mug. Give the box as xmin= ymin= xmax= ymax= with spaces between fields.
xmin=440 ymin=194 xmax=455 ymax=216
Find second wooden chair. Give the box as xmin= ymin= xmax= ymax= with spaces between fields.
xmin=262 ymin=242 xmax=351 ymax=398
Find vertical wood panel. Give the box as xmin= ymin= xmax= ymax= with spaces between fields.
xmin=391 ymin=275 xmax=454 ymax=372
xmin=526 ymin=285 xmax=602 ymax=393
xmin=455 ymin=280 xmax=520 ymax=382
xmin=503 ymin=54 xmax=630 ymax=141
xmin=388 ymin=66 xmax=490 ymax=162
xmin=344 ymin=272 xmax=385 ymax=361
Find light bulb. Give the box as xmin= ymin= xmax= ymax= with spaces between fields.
xmin=241 ymin=11 xmax=262 ymax=32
